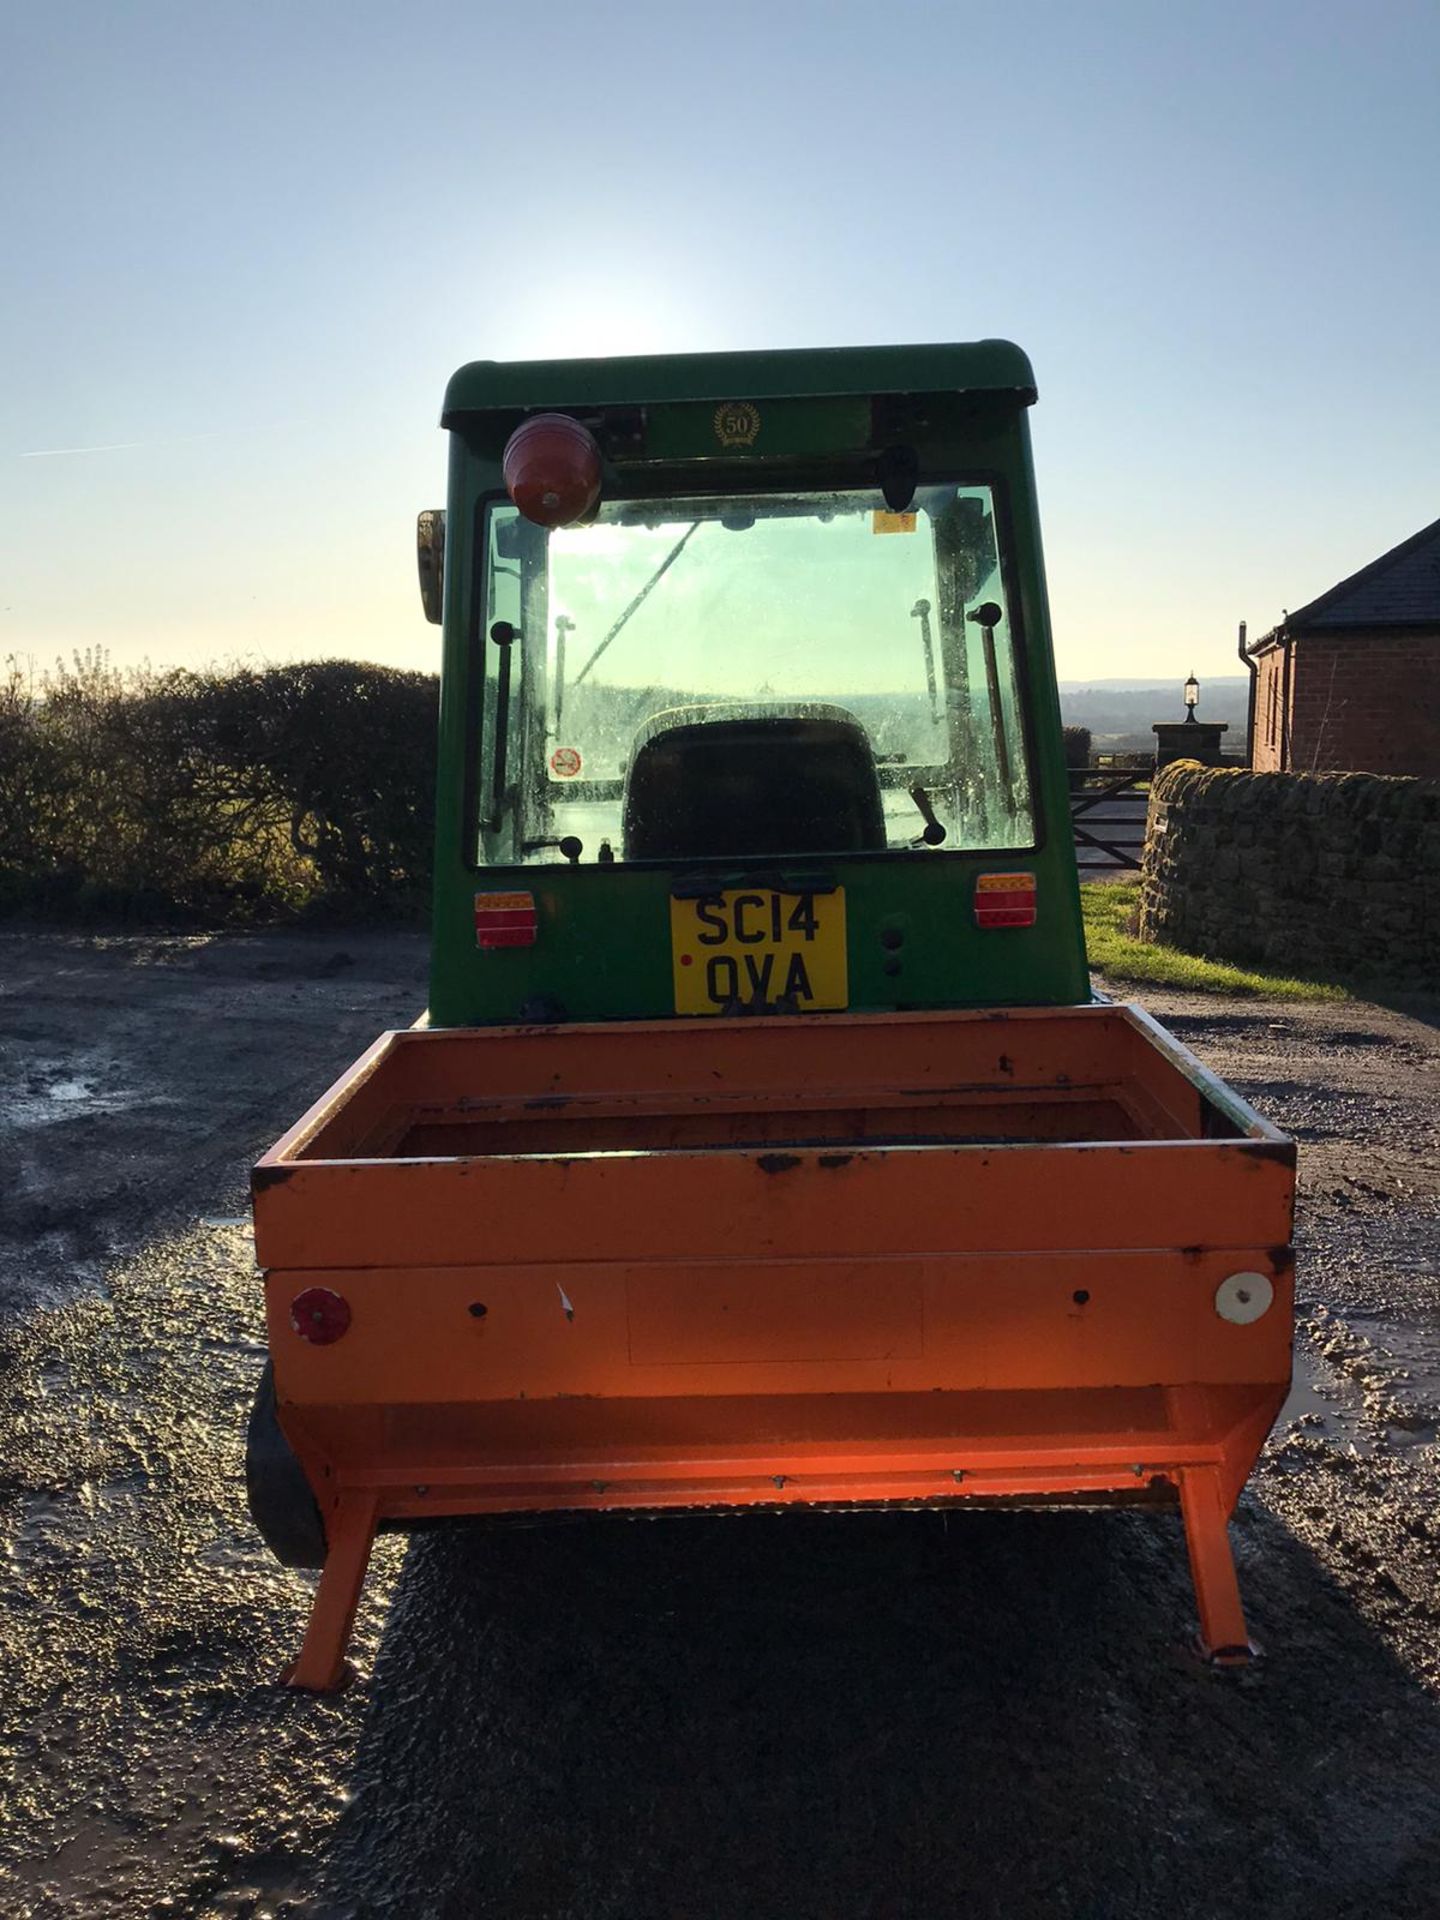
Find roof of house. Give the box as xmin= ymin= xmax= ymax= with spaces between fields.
xmin=1251 ymin=513 xmax=1440 ymax=651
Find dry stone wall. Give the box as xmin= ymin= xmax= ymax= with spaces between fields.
xmin=1140 ymin=761 xmax=1439 ymax=990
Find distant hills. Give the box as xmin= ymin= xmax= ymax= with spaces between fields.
xmin=554 ymin=675 xmax=1253 ymax=766
xmin=1058 ymin=675 xmax=1248 ymax=751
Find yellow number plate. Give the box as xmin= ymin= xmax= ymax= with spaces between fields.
xmin=670 ymin=888 xmax=847 ymax=1015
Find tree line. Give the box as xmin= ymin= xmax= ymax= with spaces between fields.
xmin=0 ymin=657 xmax=1103 ymax=925
xmin=0 ymin=653 xmax=438 ymax=924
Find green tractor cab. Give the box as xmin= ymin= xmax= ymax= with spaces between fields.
xmin=420 ymin=341 xmax=1088 ymax=1027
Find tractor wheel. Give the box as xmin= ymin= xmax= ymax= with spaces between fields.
xmin=245 ymin=1360 xmax=327 ymax=1569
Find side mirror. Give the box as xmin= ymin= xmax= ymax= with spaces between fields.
xmin=416 ymin=509 xmax=445 ymax=625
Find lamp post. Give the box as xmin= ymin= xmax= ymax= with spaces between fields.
xmin=1155 ymin=670 xmax=1226 ymax=768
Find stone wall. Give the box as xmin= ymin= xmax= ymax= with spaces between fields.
xmin=1140 ymin=761 xmax=1440 ymax=989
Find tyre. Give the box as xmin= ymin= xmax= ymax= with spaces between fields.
xmin=245 ymin=1359 xmax=327 ymax=1569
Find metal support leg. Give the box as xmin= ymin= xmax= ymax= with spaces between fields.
xmin=284 ymin=1492 xmax=377 ymax=1692
xmin=1179 ymin=1468 xmax=1258 ymax=1667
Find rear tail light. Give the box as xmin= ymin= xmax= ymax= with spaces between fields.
xmin=475 ymin=890 xmax=538 ymax=949
xmin=290 ymin=1287 xmax=352 ymax=1345
xmin=974 ymin=872 xmax=1037 ymax=929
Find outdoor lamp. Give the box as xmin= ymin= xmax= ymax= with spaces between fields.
xmin=1183 ymin=672 xmax=1199 ymax=721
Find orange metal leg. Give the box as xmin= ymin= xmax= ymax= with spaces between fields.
xmin=1179 ymin=1468 xmax=1257 ymax=1666
xmin=284 ymin=1492 xmax=377 ymax=1693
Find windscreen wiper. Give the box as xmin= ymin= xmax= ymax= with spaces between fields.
xmin=485 ymin=620 xmax=518 ymax=829
xmin=911 ymin=596 xmax=940 ymax=724
xmin=571 ymin=522 xmax=701 ymax=689
xmin=553 ymin=614 xmax=575 ymax=731
xmin=967 ymin=600 xmax=1013 ymax=790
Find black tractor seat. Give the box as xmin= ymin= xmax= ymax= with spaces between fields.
xmin=621 ymin=704 xmax=887 ymax=861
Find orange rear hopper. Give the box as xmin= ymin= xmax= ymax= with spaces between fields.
xmin=252 ymin=1004 xmax=1293 ymax=1690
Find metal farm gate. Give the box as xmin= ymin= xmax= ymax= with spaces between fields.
xmin=1069 ymin=764 xmax=1150 ymax=873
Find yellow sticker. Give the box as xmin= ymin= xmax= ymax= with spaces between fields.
xmin=872 ymin=510 xmax=917 ymax=535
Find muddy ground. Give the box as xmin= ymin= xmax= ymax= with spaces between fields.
xmin=1 ymin=927 xmax=1438 ymax=1919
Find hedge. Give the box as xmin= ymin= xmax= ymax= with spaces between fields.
xmin=0 ymin=654 xmax=438 ymax=924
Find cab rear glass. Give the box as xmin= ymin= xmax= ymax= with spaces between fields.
xmin=471 ymin=483 xmax=1037 ymax=867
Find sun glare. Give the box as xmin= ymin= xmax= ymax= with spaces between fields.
xmin=485 ymin=270 xmax=715 ymax=363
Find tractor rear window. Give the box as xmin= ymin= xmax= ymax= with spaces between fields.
xmin=474 ymin=484 xmax=1035 ymax=866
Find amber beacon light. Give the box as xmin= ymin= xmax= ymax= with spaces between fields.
xmin=502 ymin=414 xmax=603 ymax=527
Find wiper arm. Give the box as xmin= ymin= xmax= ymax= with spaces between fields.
xmin=571 ymin=522 xmax=701 ymax=688
xmin=967 ymin=600 xmax=1013 ymax=791
xmin=485 ymin=620 xmax=518 ymax=829
xmin=911 ymin=596 xmax=940 ymax=724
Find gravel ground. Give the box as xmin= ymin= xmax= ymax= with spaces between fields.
xmin=1 ymin=929 xmax=1437 ymax=1919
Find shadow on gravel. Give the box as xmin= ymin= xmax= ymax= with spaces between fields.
xmin=1366 ymin=993 xmax=1440 ymax=1034
xmin=309 ymin=1501 xmax=1440 ymax=1920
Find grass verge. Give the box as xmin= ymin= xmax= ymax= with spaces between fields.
xmin=1081 ymin=881 xmax=1347 ymax=1000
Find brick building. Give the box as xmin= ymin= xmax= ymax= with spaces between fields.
xmin=1247 ymin=515 xmax=1440 ymax=776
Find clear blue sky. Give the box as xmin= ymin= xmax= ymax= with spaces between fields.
xmin=4 ymin=0 xmax=1437 ymax=685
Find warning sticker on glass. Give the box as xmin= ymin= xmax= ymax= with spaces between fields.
xmin=872 ymin=511 xmax=917 ymax=535
xmin=549 ymin=746 xmax=583 ymax=779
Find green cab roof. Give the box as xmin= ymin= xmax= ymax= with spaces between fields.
xmin=441 ymin=340 xmax=1035 ymax=425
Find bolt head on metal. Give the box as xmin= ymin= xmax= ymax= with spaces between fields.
xmin=1214 ymin=1270 xmax=1274 ymax=1325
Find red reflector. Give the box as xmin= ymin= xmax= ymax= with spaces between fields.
xmin=290 ymin=1287 xmax=351 ymax=1345
xmin=475 ymin=891 xmax=538 ymax=950
xmin=975 ymin=872 xmax=1037 ymax=929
